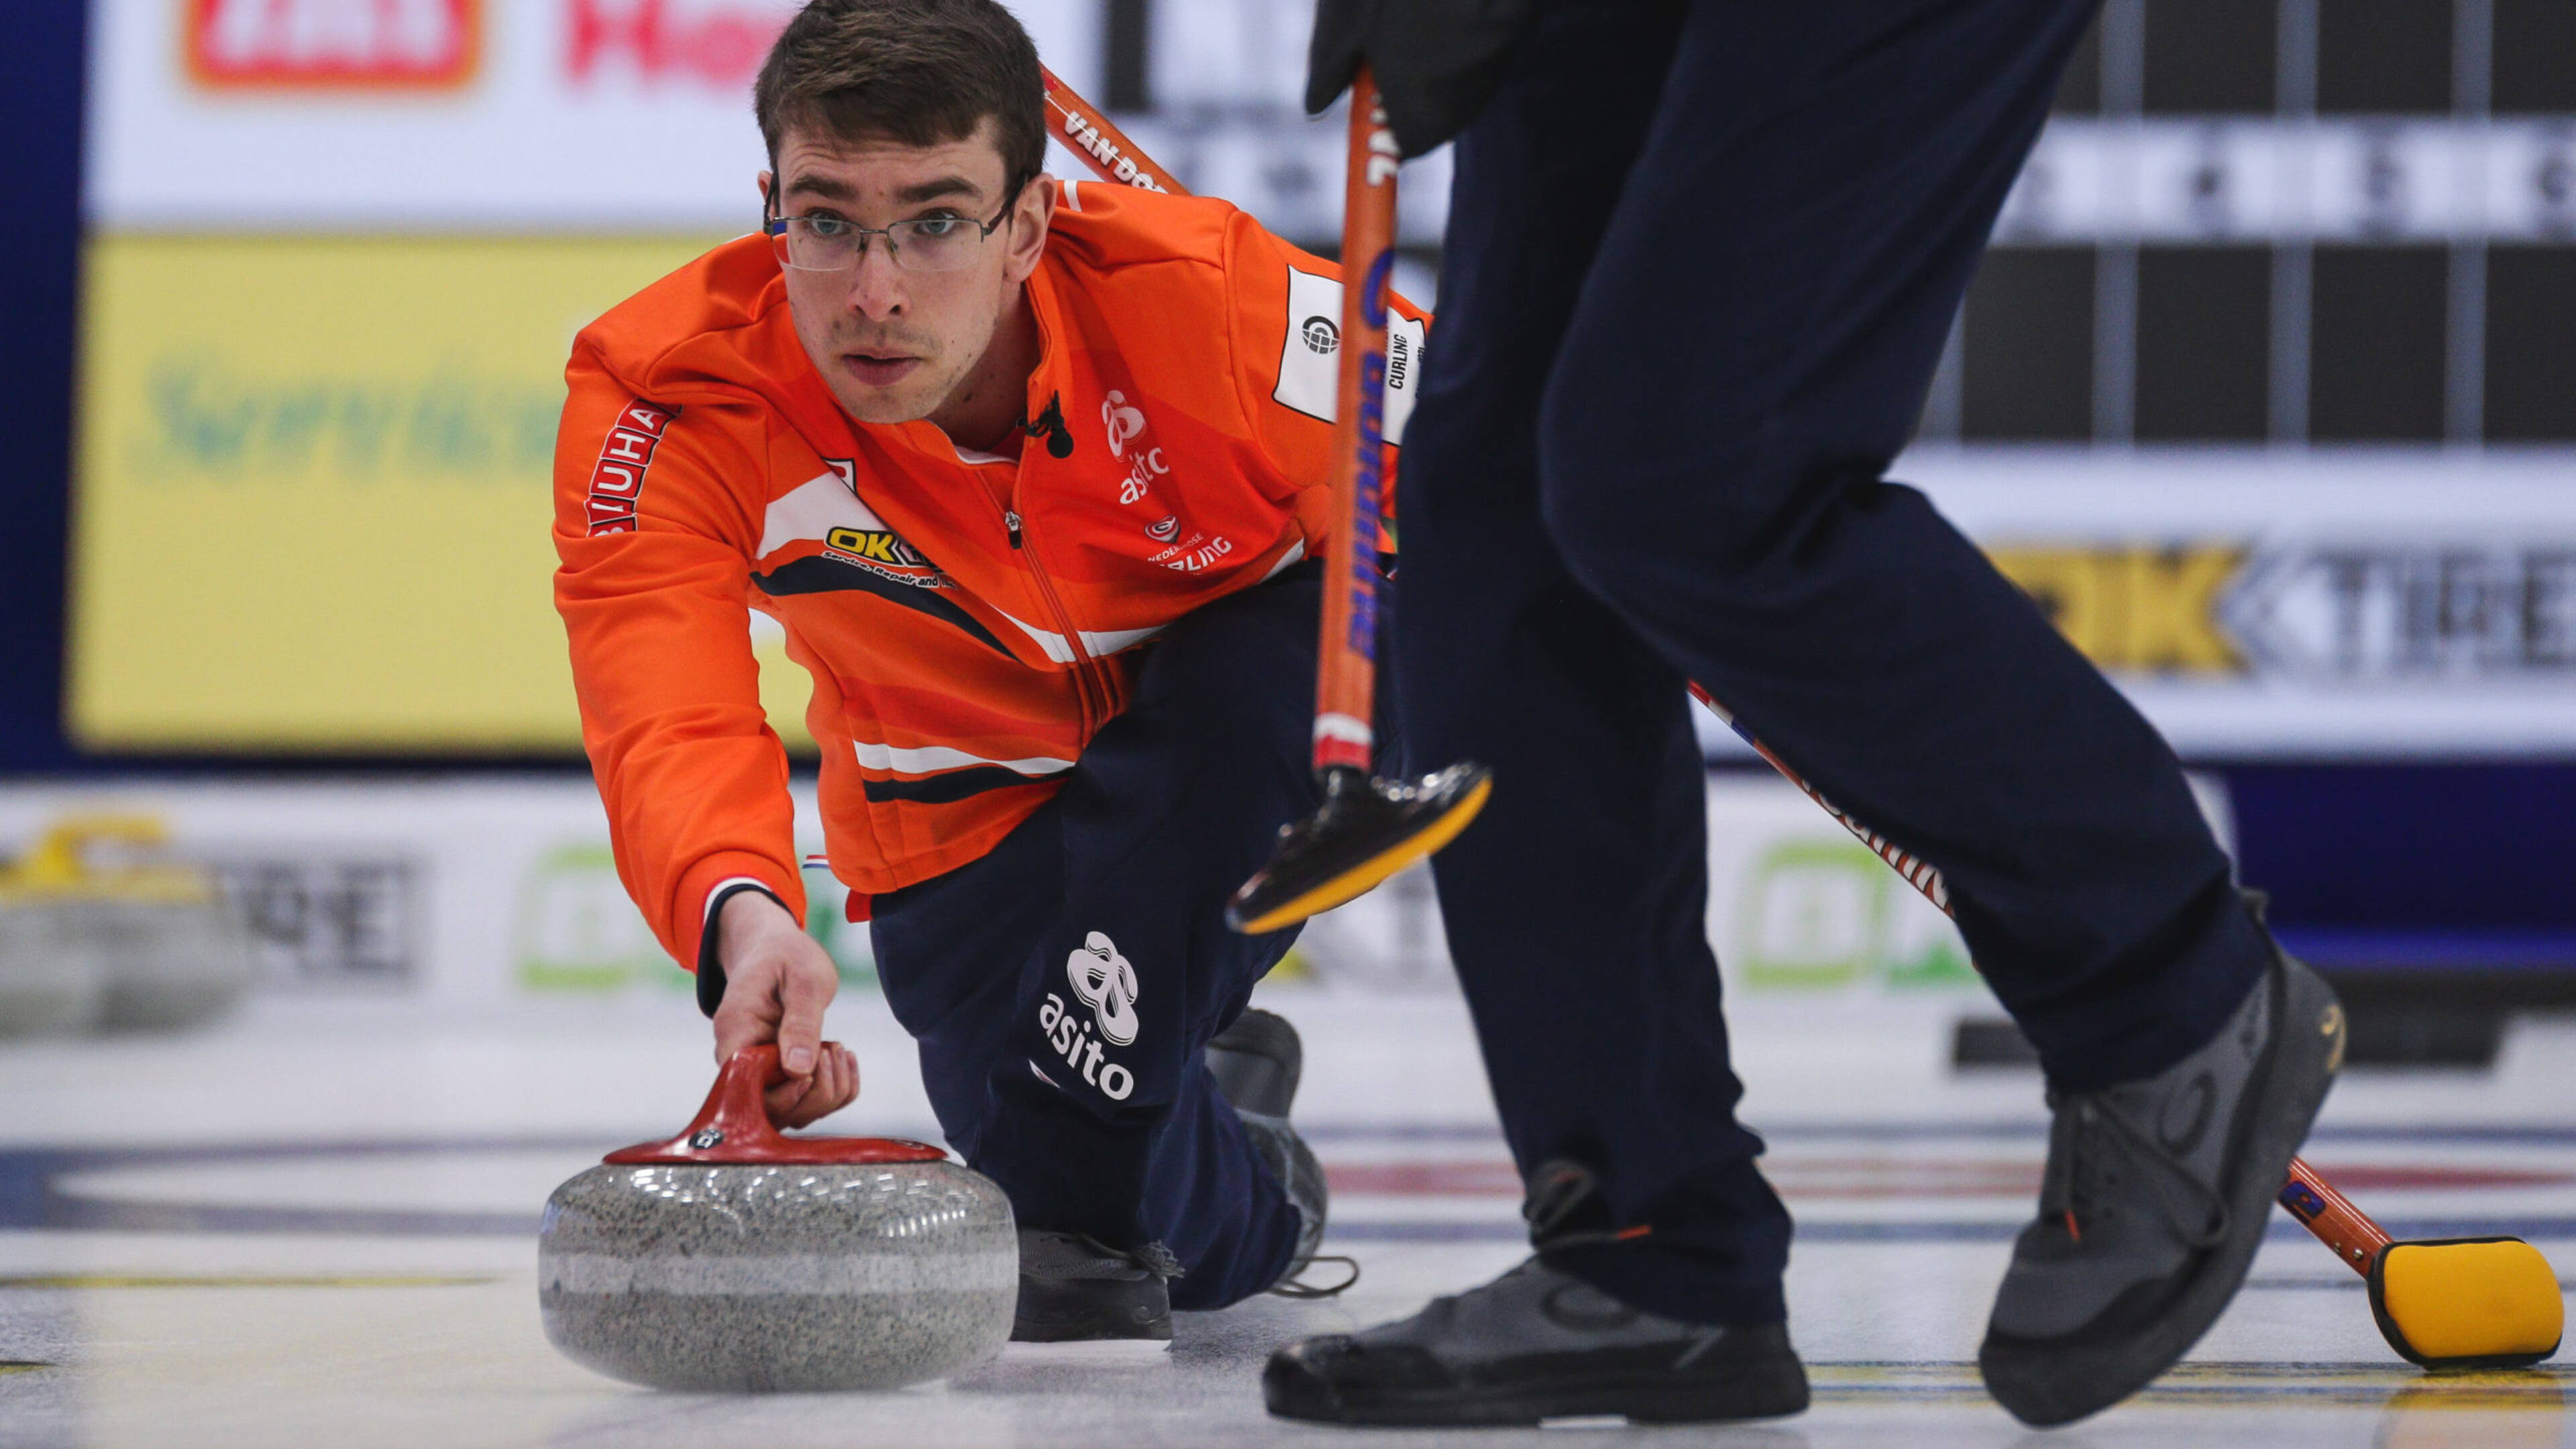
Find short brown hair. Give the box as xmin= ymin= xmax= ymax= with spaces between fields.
xmin=755 ymin=0 xmax=1045 ymax=199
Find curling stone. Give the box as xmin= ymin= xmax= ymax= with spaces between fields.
xmin=19 ymin=817 xmax=254 ymax=1033
xmin=539 ymin=1044 xmax=1016 ymax=1391
xmin=0 ymin=887 xmax=103 ymax=1038
xmin=88 ymin=881 xmax=255 ymax=1033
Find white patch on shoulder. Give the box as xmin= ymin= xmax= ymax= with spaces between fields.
xmin=1272 ymin=266 xmax=1424 ymax=446
xmin=757 ymin=471 xmax=896 ymax=559
xmin=1061 ymin=178 xmax=1081 ymax=212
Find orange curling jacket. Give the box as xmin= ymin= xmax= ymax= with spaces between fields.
xmin=553 ymin=180 xmax=1427 ymax=970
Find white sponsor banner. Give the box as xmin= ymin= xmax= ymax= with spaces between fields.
xmin=1999 ymin=117 xmax=2576 ymax=246
xmin=2 ymin=769 xmax=2192 ymax=1015
xmin=0 ymin=777 xmax=869 ymax=1011
xmin=85 ymin=0 xmax=1106 ymax=230
xmin=91 ymin=0 xmax=2576 ymax=246
xmin=1299 ymin=771 xmax=2231 ymax=1002
xmin=1896 ymin=447 xmax=2576 ymax=757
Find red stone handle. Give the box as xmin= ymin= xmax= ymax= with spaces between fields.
xmin=602 ymin=1043 xmax=945 ymax=1166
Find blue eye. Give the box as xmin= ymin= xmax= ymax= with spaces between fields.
xmin=910 ymin=217 xmax=964 ymax=238
xmin=805 ymin=215 xmax=853 ymax=239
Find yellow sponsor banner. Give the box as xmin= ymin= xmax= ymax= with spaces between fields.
xmin=1987 ymin=544 xmax=2248 ymax=676
xmin=70 ymin=234 xmax=819 ymax=754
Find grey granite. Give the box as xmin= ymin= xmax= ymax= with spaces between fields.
xmin=0 ymin=906 xmax=103 ymax=1038
xmin=539 ymin=1159 xmax=1017 ymax=1392
xmin=80 ymin=898 xmax=254 ymax=1032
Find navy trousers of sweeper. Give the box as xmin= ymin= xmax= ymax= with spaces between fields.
xmin=869 ymin=561 xmax=1391 ymax=1310
xmin=1392 ymin=0 xmax=2273 ymax=1326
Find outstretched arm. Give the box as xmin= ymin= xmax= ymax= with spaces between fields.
xmin=553 ymin=350 xmax=844 ymax=1125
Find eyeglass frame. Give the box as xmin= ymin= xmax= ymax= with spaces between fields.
xmin=761 ymin=171 xmax=1036 ymax=274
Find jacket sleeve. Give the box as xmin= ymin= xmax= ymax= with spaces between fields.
xmin=553 ymin=345 xmax=806 ymax=973
xmin=1222 ymin=210 xmax=1430 ymax=547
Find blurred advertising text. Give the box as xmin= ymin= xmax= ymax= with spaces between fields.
xmin=70 ymin=234 xmax=818 ymax=756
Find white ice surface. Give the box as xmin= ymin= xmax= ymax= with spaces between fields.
xmin=0 ymin=983 xmax=2567 ymax=1446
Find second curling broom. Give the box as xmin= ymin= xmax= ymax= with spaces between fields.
xmin=1043 ymin=64 xmax=1491 ymax=934
xmin=1042 ymin=58 xmax=2557 ymax=1373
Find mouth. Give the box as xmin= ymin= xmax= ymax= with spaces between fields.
xmin=839 ymin=350 xmax=923 ymax=388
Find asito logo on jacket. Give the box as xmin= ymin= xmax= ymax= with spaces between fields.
xmin=188 ymin=0 xmax=480 ymax=90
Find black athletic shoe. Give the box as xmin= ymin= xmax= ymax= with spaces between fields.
xmin=1010 ymin=1229 xmax=1179 ymax=1343
xmin=1979 ymin=905 xmax=2346 ymax=1426
xmin=1205 ymin=1007 xmax=1302 ymax=1118
xmin=1206 ymin=1010 xmax=1344 ymax=1294
xmin=1264 ymin=1256 xmax=1809 ymax=1426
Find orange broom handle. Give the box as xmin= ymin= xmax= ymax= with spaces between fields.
xmin=1035 ymin=64 xmax=1394 ymax=775
xmin=1689 ymin=678 xmax=2402 ymax=1275
xmin=1039 ymin=66 xmax=1185 ymax=196
xmin=1311 ymin=68 xmax=1399 ymax=775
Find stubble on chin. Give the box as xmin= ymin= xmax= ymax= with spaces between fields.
xmin=828 ymin=359 xmax=967 ymax=427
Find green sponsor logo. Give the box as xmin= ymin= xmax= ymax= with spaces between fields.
xmin=515 ymin=844 xmax=878 ymax=994
xmin=1734 ymin=841 xmax=1978 ymax=992
xmin=514 ymin=845 xmax=682 ymax=994
xmin=806 ymin=890 xmax=877 ymax=990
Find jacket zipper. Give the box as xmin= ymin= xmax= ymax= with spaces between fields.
xmin=998 ymin=487 xmax=1108 ymax=736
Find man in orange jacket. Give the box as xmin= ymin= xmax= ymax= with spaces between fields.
xmin=553 ymin=0 xmax=1419 ymax=1338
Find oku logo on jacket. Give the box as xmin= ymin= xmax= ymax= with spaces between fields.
xmin=187 ymin=0 xmax=480 ymax=89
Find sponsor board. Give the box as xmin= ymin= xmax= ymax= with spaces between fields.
xmin=213 ymin=851 xmax=423 ymax=989
xmin=0 ymin=779 xmax=868 ymax=1008
xmin=89 ymin=0 xmax=2576 ymax=246
xmin=1898 ymin=448 xmax=2576 ymax=756
xmin=89 ymin=0 xmax=1105 ymax=230
xmin=187 ymin=0 xmax=482 ymax=91
xmin=1293 ymin=771 xmax=2231 ymax=1002
xmin=70 ymin=233 xmax=820 ymax=753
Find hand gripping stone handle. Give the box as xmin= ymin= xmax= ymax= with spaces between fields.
xmin=601 ymin=1043 xmax=944 ymax=1167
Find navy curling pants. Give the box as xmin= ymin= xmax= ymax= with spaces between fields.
xmin=1397 ymin=0 xmax=2273 ymax=1326
xmin=869 ymin=562 xmax=1383 ymax=1311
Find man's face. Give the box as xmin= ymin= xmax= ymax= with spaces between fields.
xmin=763 ymin=120 xmax=1053 ymax=426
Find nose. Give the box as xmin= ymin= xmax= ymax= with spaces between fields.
xmin=841 ymin=241 xmax=908 ymax=321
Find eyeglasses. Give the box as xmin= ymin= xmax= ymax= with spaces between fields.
xmin=765 ymin=186 xmax=1023 ymax=274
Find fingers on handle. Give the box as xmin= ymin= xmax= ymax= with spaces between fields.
xmin=776 ymin=960 xmax=835 ymax=1076
xmin=710 ymin=991 xmax=769 ymax=1065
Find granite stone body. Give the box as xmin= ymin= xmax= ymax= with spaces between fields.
xmin=0 ymin=904 xmax=103 ymax=1037
xmin=81 ymin=898 xmax=254 ymax=1031
xmin=539 ymin=1159 xmax=1016 ymax=1391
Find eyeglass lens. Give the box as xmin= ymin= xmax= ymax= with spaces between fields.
xmin=775 ymin=217 xmax=986 ymax=274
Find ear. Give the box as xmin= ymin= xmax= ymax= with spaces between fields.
xmin=999 ymin=172 xmax=1058 ymax=285
xmin=757 ymin=170 xmax=776 ymax=215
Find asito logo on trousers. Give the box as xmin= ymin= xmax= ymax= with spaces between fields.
xmin=1067 ymin=932 xmax=1139 ymax=1044
xmin=1035 ymin=932 xmax=1138 ymax=1102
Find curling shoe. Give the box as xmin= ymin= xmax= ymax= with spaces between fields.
xmin=1979 ymin=915 xmax=2346 ymax=1426
xmin=1010 ymin=1230 xmax=1179 ymax=1342
xmin=1264 ymin=1257 xmax=1809 ymax=1426
xmin=1206 ymin=1009 xmax=1342 ymax=1295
